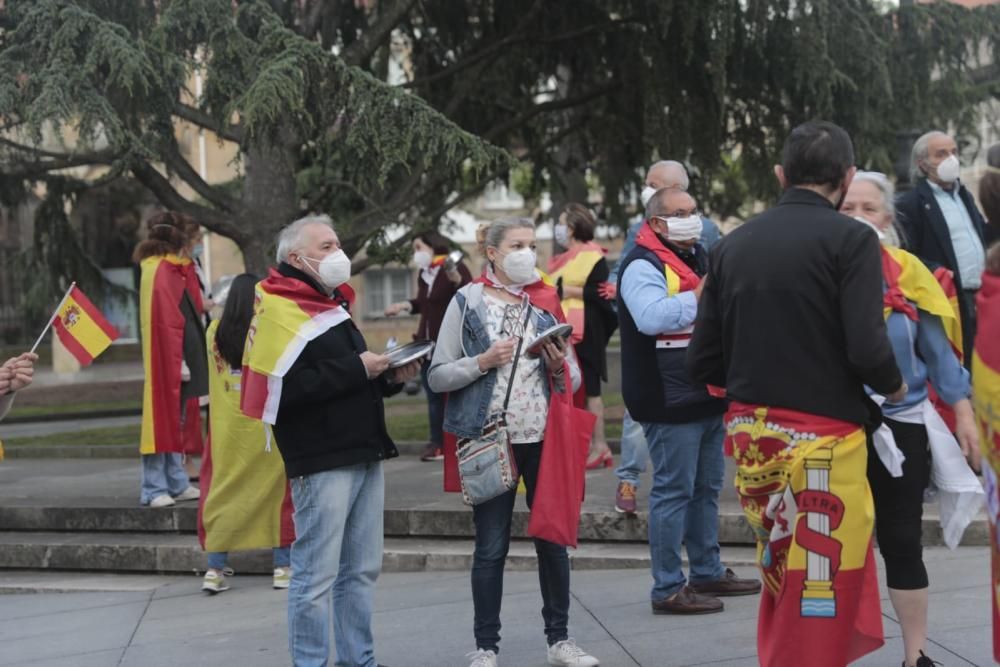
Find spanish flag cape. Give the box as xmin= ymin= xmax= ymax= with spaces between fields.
xmin=548 ymin=242 xmax=605 ymax=343
xmin=880 ymin=245 xmax=960 ymax=349
xmin=725 ymin=403 xmax=883 ymax=667
xmin=198 ymin=320 xmax=294 ymax=552
xmin=139 ymin=254 xmax=204 ymax=455
xmin=241 ymin=268 xmax=353 ymax=425
xmin=973 ymin=270 xmax=1000 ymax=663
xmin=881 ymin=246 xmax=964 ymax=429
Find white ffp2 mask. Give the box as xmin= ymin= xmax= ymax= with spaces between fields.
xmin=303 ymin=250 xmax=352 ymax=290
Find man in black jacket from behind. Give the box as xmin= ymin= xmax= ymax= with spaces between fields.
xmin=687 ymin=121 xmax=906 ymax=667
xmin=260 ymin=215 xmax=419 ymax=667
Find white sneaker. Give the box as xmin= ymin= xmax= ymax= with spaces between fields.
xmin=547 ymin=639 xmax=599 ymax=667
xmin=201 ymin=568 xmax=231 ymax=594
xmin=174 ymin=486 xmax=200 ymax=502
xmin=466 ymin=649 xmax=498 ymax=667
xmin=149 ymin=494 xmax=175 ymax=508
xmin=273 ymin=567 xmax=291 ymax=590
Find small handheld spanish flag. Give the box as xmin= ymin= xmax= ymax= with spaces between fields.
xmin=33 ymin=283 xmax=120 ymax=366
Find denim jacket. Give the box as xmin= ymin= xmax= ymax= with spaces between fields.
xmin=427 ymin=283 xmax=581 ymax=440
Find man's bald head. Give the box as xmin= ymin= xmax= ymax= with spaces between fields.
xmin=645 ymin=160 xmax=690 ymax=192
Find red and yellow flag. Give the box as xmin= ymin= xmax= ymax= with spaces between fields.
xmin=52 ymin=286 xmax=120 ymax=366
xmin=241 ymin=269 xmax=352 ymax=424
xmin=549 ymin=242 xmax=605 ymax=344
xmin=139 ymin=254 xmax=203 ymax=455
xmin=726 ymin=403 xmax=883 ymax=667
xmin=973 ymin=270 xmax=1000 ymax=663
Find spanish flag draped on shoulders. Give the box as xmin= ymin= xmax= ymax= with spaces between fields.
xmin=198 ymin=319 xmax=294 ymax=553
xmin=548 ymin=241 xmax=605 ymax=343
xmin=240 ymin=267 xmax=354 ymax=425
xmin=139 ymin=253 xmax=205 ymax=454
xmin=973 ymin=264 xmax=1000 ymax=663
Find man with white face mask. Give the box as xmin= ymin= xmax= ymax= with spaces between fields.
xmin=243 ymin=214 xmax=419 ymax=667
xmin=606 ymin=159 xmax=722 ymax=514
xmin=618 ymin=188 xmax=760 ymax=615
xmin=898 ymin=131 xmax=992 ymax=365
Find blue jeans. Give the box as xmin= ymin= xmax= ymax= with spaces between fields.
xmin=642 ymin=416 xmax=726 ymax=601
xmin=615 ymin=410 xmax=648 ymax=488
xmin=422 ymin=360 xmax=444 ymax=446
xmin=288 ymin=462 xmax=384 ymax=667
xmin=207 ymin=547 xmax=291 ymax=570
xmin=472 ymin=442 xmax=570 ymax=653
xmin=140 ymin=453 xmax=190 ymax=504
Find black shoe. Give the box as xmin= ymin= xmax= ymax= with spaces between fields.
xmin=912 ymin=651 xmax=941 ymax=667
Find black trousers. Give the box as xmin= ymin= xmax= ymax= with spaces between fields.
xmin=866 ymin=417 xmax=931 ymax=590
xmin=471 ymin=442 xmax=570 ymax=653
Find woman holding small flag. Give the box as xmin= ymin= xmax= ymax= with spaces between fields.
xmin=549 ymin=204 xmax=617 ymax=470
xmin=842 ymin=172 xmax=982 ymax=667
xmin=384 ymin=231 xmax=472 ymax=462
xmin=974 ymin=148 xmax=1000 ymax=663
xmin=134 ymin=211 xmax=206 ymax=508
xmin=198 ymin=273 xmax=294 ymax=594
xmin=429 ymin=218 xmax=598 ymax=667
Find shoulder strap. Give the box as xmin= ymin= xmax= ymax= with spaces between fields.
xmin=501 ymin=298 xmax=533 ymax=414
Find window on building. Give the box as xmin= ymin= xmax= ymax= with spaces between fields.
xmin=364 ymin=268 xmax=412 ymax=318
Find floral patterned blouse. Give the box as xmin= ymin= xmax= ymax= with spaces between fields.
xmin=482 ymin=293 xmax=549 ymax=444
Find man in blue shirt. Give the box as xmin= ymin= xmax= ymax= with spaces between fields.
xmin=617 ymin=187 xmax=759 ymax=615
xmin=897 ymin=131 xmax=992 ymax=365
xmin=607 ymin=160 xmax=721 ymax=515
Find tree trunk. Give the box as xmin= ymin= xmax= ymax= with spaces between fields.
xmin=240 ymin=128 xmax=301 ymax=273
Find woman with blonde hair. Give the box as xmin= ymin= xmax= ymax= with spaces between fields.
xmin=429 ymin=218 xmax=598 ymax=667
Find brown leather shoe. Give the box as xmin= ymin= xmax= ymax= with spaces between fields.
xmin=688 ymin=568 xmax=762 ymax=597
xmin=651 ymin=585 xmax=724 ymax=615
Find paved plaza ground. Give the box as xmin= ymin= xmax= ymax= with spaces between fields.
xmin=0 ymin=545 xmax=993 ymax=667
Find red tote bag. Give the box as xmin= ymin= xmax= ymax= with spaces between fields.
xmin=527 ymin=369 xmax=596 ymax=547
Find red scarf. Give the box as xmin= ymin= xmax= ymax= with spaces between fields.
xmin=635 ymin=221 xmax=701 ymax=292
xmin=880 ymin=247 xmax=918 ymax=322
xmin=474 ymin=270 xmax=567 ymax=324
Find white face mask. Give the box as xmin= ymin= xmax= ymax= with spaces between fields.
xmin=554 ymin=223 xmax=570 ymax=248
xmin=654 ymin=215 xmax=703 ymax=242
xmin=302 ymin=250 xmax=352 ymax=290
xmin=496 ymin=248 xmax=537 ymax=284
xmin=853 ymin=216 xmax=886 ymax=241
xmin=935 ymin=154 xmax=960 ymax=183
xmin=640 ymin=185 xmax=658 ymax=206
xmin=412 ymin=250 xmax=432 ymax=270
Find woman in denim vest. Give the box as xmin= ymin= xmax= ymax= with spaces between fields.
xmin=428 ymin=217 xmax=597 ymax=667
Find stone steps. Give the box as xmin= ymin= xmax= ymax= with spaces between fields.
xmin=0 ymin=531 xmax=763 ymax=574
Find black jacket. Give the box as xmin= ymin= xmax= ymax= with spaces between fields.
xmin=272 ymin=263 xmax=400 ymax=478
xmin=687 ymin=188 xmax=902 ymax=428
xmin=896 ymin=178 xmax=994 ymax=362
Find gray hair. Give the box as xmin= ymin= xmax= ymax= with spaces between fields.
xmin=644 ymin=187 xmax=693 ymax=219
xmin=909 ymin=130 xmax=950 ymax=183
xmin=476 ymin=216 xmax=535 ymax=257
xmin=853 ymin=171 xmax=903 ymax=247
xmin=276 ymin=214 xmax=335 ymax=263
xmin=647 ymin=160 xmax=690 ymax=191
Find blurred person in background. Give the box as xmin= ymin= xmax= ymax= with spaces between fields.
xmin=385 ymin=231 xmax=472 ymax=461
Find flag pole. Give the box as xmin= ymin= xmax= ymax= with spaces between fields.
xmin=29 ymin=282 xmax=76 ymax=354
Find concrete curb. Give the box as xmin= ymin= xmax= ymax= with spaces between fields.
xmin=0 ymin=533 xmax=703 ymax=574
xmin=0 ymin=504 xmax=987 ymax=547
